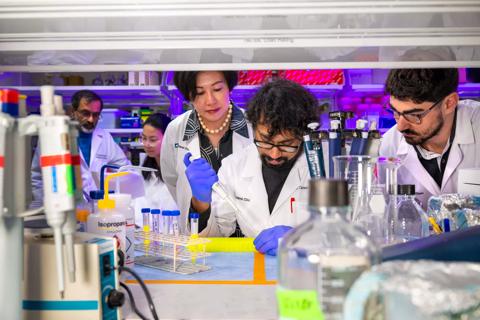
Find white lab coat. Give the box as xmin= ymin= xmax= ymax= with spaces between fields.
xmin=379 ymin=99 xmax=480 ymax=208
xmin=160 ymin=109 xmax=253 ymax=233
xmin=201 ymin=143 xmax=311 ymax=238
xmin=31 ymin=128 xmax=130 ymax=206
xmin=134 ymin=176 xmax=178 ymax=227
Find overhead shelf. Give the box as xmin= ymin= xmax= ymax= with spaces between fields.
xmin=0 ymin=1 xmax=479 ymax=71
xmin=9 ymin=85 xmax=170 ymax=108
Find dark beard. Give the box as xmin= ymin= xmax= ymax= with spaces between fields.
xmin=401 ymin=115 xmax=444 ymax=146
xmin=260 ymin=148 xmax=303 ymax=170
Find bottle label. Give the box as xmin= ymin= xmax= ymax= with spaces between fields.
xmin=276 ymin=287 xmax=324 ymax=320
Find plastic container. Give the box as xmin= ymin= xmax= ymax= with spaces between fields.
xmin=86 ymin=200 xmax=126 ymax=255
xmin=141 ymin=208 xmax=151 ymax=230
xmin=277 ymin=179 xmax=379 ymax=320
xmin=110 ymin=193 xmax=135 ymax=266
xmin=87 ymin=172 xmax=130 ymax=257
xmin=151 ymin=209 xmax=161 ymax=234
xmin=393 ymin=184 xmax=430 ymax=243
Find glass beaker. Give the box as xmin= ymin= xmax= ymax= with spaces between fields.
xmin=376 ymin=157 xmax=402 ymax=244
xmin=333 ymin=155 xmax=385 ymax=244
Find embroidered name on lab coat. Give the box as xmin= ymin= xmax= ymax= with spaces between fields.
xmin=235 ymin=196 xmax=251 ymax=202
xmin=296 ymin=186 xmax=308 ymax=190
xmin=174 ymin=143 xmax=189 ymax=151
xmin=96 ymin=153 xmax=107 ymax=160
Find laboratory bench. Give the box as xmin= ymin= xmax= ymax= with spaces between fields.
xmin=123 ymin=252 xmax=278 ymax=319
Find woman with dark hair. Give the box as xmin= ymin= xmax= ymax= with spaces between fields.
xmin=134 ymin=113 xmax=177 ymax=226
xmin=160 ymin=71 xmax=253 ymax=234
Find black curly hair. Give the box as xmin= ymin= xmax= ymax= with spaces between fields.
xmin=173 ymin=71 xmax=238 ymax=101
xmin=385 ymin=69 xmax=458 ymax=104
xmin=245 ymin=79 xmax=319 ymax=139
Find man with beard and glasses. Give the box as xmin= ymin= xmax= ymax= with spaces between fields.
xmin=379 ymin=68 xmax=480 ymax=208
xmin=31 ymin=90 xmax=130 ymax=206
xmin=186 ymin=79 xmax=318 ymax=256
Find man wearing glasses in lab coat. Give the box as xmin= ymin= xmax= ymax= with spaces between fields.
xmin=184 ymin=79 xmax=318 ymax=255
xmin=379 ymin=68 xmax=480 ymax=208
xmin=31 ymin=90 xmax=130 ymax=206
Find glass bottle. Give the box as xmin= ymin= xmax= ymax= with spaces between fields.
xmin=393 ymin=184 xmax=430 ymax=242
xmin=277 ymin=179 xmax=379 ymax=320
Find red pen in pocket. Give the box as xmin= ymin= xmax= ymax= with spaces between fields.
xmin=290 ymin=197 xmax=296 ymax=214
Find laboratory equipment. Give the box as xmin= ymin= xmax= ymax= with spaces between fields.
xmin=23 ymin=232 xmax=123 ymax=320
xmin=349 ymin=119 xmax=368 ymax=155
xmin=427 ymin=193 xmax=480 ymax=232
xmin=393 ymin=184 xmax=429 ymax=243
xmin=328 ymin=119 xmax=343 ymax=178
xmin=89 ymin=190 xmax=105 ymax=215
xmin=277 ymin=179 xmax=379 ymax=320
xmin=87 ymin=172 xmax=129 ymax=256
xmin=151 ymin=209 xmax=161 ymax=234
xmin=135 ymin=231 xmax=211 ymax=275
xmin=0 ymin=88 xmax=28 ymax=320
xmin=364 ymin=121 xmax=382 ymax=157
xmin=303 ymin=122 xmax=326 ymax=178
xmin=376 ymin=157 xmax=402 ymax=244
xmin=110 ymin=193 xmax=135 ymax=266
xmin=141 ymin=208 xmax=150 ymax=229
xmin=162 ymin=210 xmax=171 ymax=235
xmin=190 ymin=212 xmax=199 ymax=237
xmin=345 ymin=260 xmax=480 ymax=320
xmin=171 ymin=210 xmax=180 ymax=236
xmin=17 ymin=85 xmax=77 ymax=299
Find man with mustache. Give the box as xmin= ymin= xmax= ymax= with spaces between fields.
xmin=185 ymin=79 xmax=318 ymax=255
xmin=31 ymin=90 xmax=130 ymax=206
xmin=379 ymin=68 xmax=480 ymax=208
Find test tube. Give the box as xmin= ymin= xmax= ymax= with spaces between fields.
xmin=162 ymin=210 xmax=170 ymax=235
xmin=190 ymin=212 xmax=199 ymax=237
xmin=171 ymin=210 xmax=180 ymax=236
xmin=151 ymin=209 xmax=161 ymax=234
xmin=141 ymin=208 xmax=151 ymax=232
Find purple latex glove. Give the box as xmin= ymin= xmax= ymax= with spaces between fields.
xmin=254 ymin=225 xmax=293 ymax=256
xmin=183 ymin=152 xmax=218 ymax=203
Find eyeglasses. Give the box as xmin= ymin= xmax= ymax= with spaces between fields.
xmin=77 ymin=109 xmax=102 ymax=119
xmin=254 ymin=139 xmax=301 ymax=153
xmin=385 ymin=97 xmax=445 ymax=124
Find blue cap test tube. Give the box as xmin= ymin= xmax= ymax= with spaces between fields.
xmin=162 ymin=210 xmax=171 ymax=235
xmin=151 ymin=209 xmax=161 ymax=234
xmin=141 ymin=208 xmax=151 ymax=232
xmin=171 ymin=210 xmax=180 ymax=236
xmin=190 ymin=212 xmax=199 ymax=237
